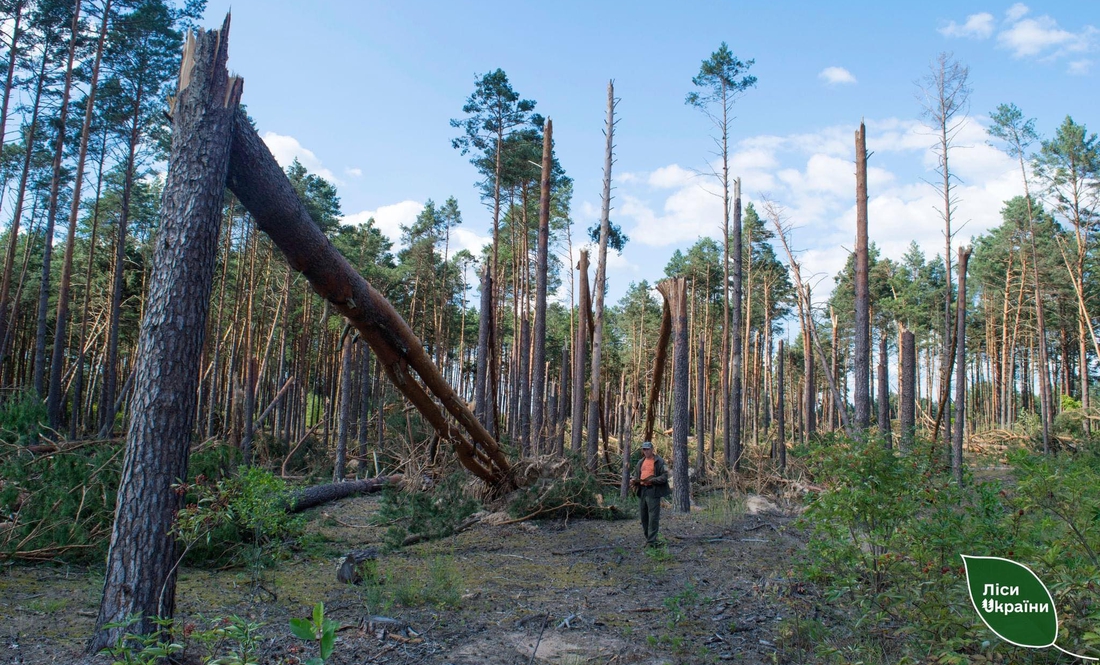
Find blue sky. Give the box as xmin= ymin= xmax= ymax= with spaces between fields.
xmin=201 ymin=0 xmax=1098 ymax=308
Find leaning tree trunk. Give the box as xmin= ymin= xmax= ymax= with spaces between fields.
xmin=658 ymin=277 xmax=690 ymax=513
xmin=226 ymin=115 xmax=509 ymax=486
xmin=530 ymin=119 xmax=551 ymax=453
xmin=953 ymin=247 xmax=971 ymax=485
xmin=90 ymin=20 xmax=242 ymax=651
xmin=587 ymin=82 xmax=615 ymax=472
xmin=854 ymin=121 xmax=871 ymax=431
xmin=571 ymin=250 xmax=590 ymax=453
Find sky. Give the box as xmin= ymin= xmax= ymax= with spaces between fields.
xmin=200 ymin=0 xmax=1099 ymax=310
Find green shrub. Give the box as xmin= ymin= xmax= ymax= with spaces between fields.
xmin=507 ymin=452 xmax=630 ymax=521
xmin=0 ymin=391 xmax=46 ymax=446
xmin=375 ymin=472 xmax=479 ymax=550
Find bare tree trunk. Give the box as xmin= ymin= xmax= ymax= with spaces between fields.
xmin=696 ymin=332 xmax=706 ymax=475
xmin=953 ymin=247 xmax=971 ymax=484
xmin=620 ymin=393 xmax=632 ymax=499
xmin=730 ymin=178 xmax=743 ymax=468
xmin=90 ymin=21 xmax=242 ymax=651
xmin=854 ymin=121 xmax=870 ymax=431
xmin=557 ymin=345 xmax=569 ymax=455
xmin=474 ymin=265 xmax=492 ymax=428
xmin=587 ymin=82 xmax=616 ymax=472
xmin=776 ymin=339 xmax=786 ymax=470
xmin=644 ymin=300 xmax=671 ymax=442
xmin=803 ymin=285 xmax=816 ymax=438
xmin=530 ymin=119 xmax=552 ymax=453
xmin=571 ymin=251 xmax=590 ymax=453
xmin=659 ymin=278 xmax=690 ymax=512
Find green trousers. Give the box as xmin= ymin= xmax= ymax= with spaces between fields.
xmin=639 ymin=489 xmax=662 ymax=545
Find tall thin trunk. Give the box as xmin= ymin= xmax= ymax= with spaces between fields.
xmin=659 ymin=277 xmax=690 ymax=512
xmin=334 ymin=333 xmax=352 ymax=481
xmin=878 ymin=328 xmax=890 ymax=442
xmin=696 ymin=332 xmax=706 ymax=474
xmin=473 ymin=265 xmax=492 ymax=427
xmin=571 ymin=250 xmax=590 ymax=452
xmin=900 ymin=328 xmax=916 ymax=451
xmin=51 ymin=0 xmax=111 ymax=431
xmin=730 ymin=178 xmax=743 ymax=468
xmin=953 ymin=247 xmax=971 ymax=484
xmin=854 ymin=121 xmax=871 ymax=430
xmin=776 ymin=339 xmax=786 ymax=470
xmin=530 ymin=119 xmax=552 ymax=453
xmin=586 ymin=82 xmax=615 ymax=472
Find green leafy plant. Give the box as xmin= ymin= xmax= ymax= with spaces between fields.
xmin=100 ymin=615 xmax=184 ymax=665
xmin=189 ymin=615 xmax=264 ymax=665
xmin=289 ymin=602 xmax=337 ymax=665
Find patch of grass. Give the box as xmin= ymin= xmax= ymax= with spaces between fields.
xmin=27 ymin=597 xmax=69 ymax=613
xmin=361 ymin=554 xmax=464 ymax=614
xmin=644 ymin=542 xmax=673 ymax=562
xmin=697 ymin=489 xmax=744 ymax=526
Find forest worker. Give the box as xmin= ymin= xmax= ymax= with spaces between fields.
xmin=630 ymin=441 xmax=671 ymax=547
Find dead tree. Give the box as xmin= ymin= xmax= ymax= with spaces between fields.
xmin=571 ymin=251 xmax=590 ymax=453
xmin=587 ymin=81 xmax=617 ymax=472
xmin=953 ymin=246 xmax=971 ymax=485
xmin=530 ymin=118 xmax=552 ymax=453
xmin=227 ymin=114 xmax=510 ymax=486
xmin=644 ymin=299 xmax=672 ymax=442
xmin=730 ymin=178 xmax=743 ymax=468
xmin=659 ymin=278 xmax=690 ymax=512
xmin=90 ymin=19 xmax=243 ymax=651
xmin=854 ymin=121 xmax=871 ymax=431
xmin=900 ymin=329 xmax=916 ymax=451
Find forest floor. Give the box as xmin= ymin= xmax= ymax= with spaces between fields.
xmin=1 ymin=490 xmax=815 ymax=665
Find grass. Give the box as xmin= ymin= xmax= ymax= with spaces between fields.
xmin=697 ymin=488 xmax=745 ymax=526
xmin=361 ymin=553 xmax=464 ymax=615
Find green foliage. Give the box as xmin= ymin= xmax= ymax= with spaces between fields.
xmin=797 ymin=434 xmax=1100 ymax=661
xmin=289 ymin=602 xmax=337 ymax=665
xmin=375 ymin=472 xmax=479 ymax=550
xmin=174 ymin=466 xmax=304 ymax=567
xmin=0 ymin=392 xmax=46 ymax=446
xmin=508 ymin=453 xmax=630 ymax=521
xmin=187 ymin=615 xmax=264 ymax=665
xmin=100 ymin=615 xmax=184 ymax=665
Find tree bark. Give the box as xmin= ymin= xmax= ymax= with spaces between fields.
xmin=776 ymin=339 xmax=786 ymax=470
xmin=334 ymin=332 xmax=353 ymax=481
xmin=620 ymin=394 xmax=632 ymax=500
xmin=587 ymin=82 xmax=615 ymax=472
xmin=473 ymin=265 xmax=492 ymax=428
xmin=854 ymin=121 xmax=870 ymax=431
xmin=289 ymin=475 xmax=398 ymax=513
xmin=730 ymin=178 xmax=743 ymax=469
xmin=953 ymin=247 xmax=971 ymax=485
xmin=696 ymin=332 xmax=706 ymax=475
xmin=530 ymin=119 xmax=552 ymax=453
xmin=900 ymin=329 xmax=915 ymax=451
xmin=658 ymin=278 xmax=691 ymax=512
xmin=90 ymin=20 xmax=242 ymax=651
xmin=571 ymin=250 xmax=590 ymax=453
xmin=644 ymin=300 xmax=671 ymax=442
xmin=878 ymin=328 xmax=890 ymax=443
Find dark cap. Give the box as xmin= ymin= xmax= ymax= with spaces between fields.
xmin=641 ymin=441 xmax=654 ymax=449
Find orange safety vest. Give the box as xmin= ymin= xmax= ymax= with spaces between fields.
xmin=640 ymin=458 xmax=655 ymax=484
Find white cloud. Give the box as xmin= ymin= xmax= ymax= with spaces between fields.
xmin=1006 ymin=3 xmax=1030 ymax=22
xmin=342 ymin=200 xmax=422 ymax=245
xmin=450 ymin=227 xmax=492 ymax=255
xmin=344 ymin=167 xmax=363 ymax=177
xmin=938 ymin=12 xmax=995 ymax=39
xmin=648 ymin=164 xmax=695 ymax=188
xmin=1068 ymin=59 xmax=1093 ymax=75
xmin=997 ymin=14 xmax=1097 ymax=59
xmin=818 ymin=66 xmax=857 ymax=85
xmin=262 ymin=132 xmax=342 ymax=184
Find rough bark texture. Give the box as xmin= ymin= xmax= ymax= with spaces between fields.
xmin=620 ymin=397 xmax=632 ymax=500
xmin=658 ymin=278 xmax=690 ymax=512
xmin=557 ymin=345 xmax=569 ymax=455
xmin=90 ymin=20 xmax=242 ymax=651
xmin=854 ymin=121 xmax=871 ymax=431
xmin=802 ymin=285 xmax=816 ymax=438
xmin=334 ymin=334 xmax=353 ymax=481
xmin=729 ymin=178 xmax=743 ymax=469
xmin=571 ymin=251 xmax=590 ymax=453
xmin=695 ymin=333 xmax=706 ymax=475
xmin=900 ymin=329 xmax=916 ymax=451
xmin=227 ymin=112 xmax=509 ymax=486
xmin=530 ymin=119 xmax=552 ymax=454
xmin=953 ymin=247 xmax=971 ymax=485
xmin=878 ymin=329 xmax=890 ymax=442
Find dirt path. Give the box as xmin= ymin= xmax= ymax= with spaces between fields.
xmin=1 ymin=494 xmax=807 ymax=664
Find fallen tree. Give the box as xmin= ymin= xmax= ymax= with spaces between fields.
xmin=225 ymin=110 xmax=512 ymax=490
xmin=288 ymin=474 xmax=401 ymax=513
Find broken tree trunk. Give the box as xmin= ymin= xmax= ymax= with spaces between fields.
xmin=90 ymin=19 xmax=243 ymax=652
xmin=953 ymin=246 xmax=971 ymax=485
xmin=288 ymin=475 xmax=400 ymax=513
xmin=643 ymin=299 xmax=672 ymax=443
xmin=226 ymin=115 xmax=510 ymax=488
xmin=530 ymin=118 xmax=552 ymax=454
xmin=571 ymin=251 xmax=590 ymax=453
xmin=658 ymin=277 xmax=690 ymax=513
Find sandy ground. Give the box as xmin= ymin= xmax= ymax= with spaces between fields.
xmin=1 ymin=492 xmax=811 ymax=664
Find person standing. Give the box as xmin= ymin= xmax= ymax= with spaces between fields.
xmin=630 ymin=441 xmax=671 ymax=547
